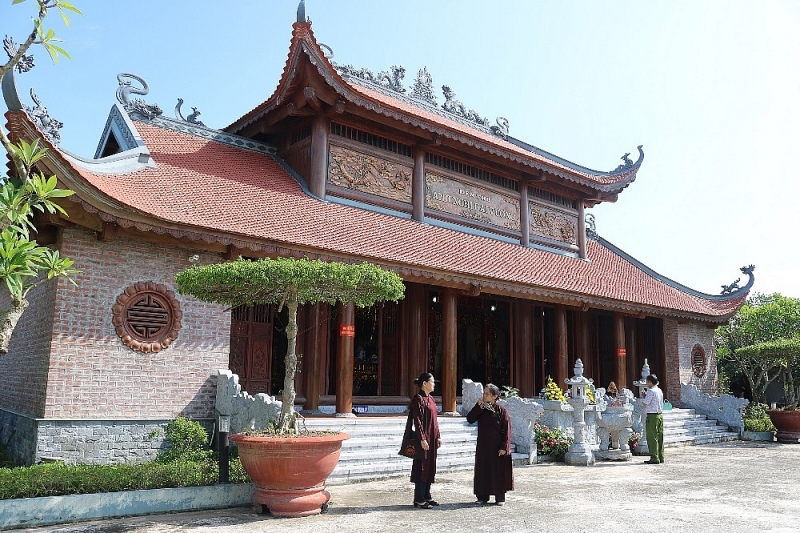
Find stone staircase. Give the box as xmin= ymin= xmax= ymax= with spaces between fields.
xmin=304 ymin=416 xmax=529 ymax=485
xmin=302 ymin=408 xmax=739 ymax=484
xmin=661 ymin=408 xmax=740 ymax=447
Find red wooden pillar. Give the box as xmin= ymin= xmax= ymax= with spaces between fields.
xmin=405 ymin=283 xmax=426 ymax=396
xmin=309 ymin=115 xmax=329 ymax=199
xmin=302 ymin=303 xmax=323 ymax=411
xmin=555 ymin=305 xmax=569 ymax=390
xmin=335 ymin=302 xmax=355 ymax=416
xmin=517 ymin=300 xmax=535 ymax=397
xmin=441 ymin=289 xmax=458 ymax=414
xmin=577 ymin=311 xmax=593 ymax=381
xmin=614 ymin=313 xmax=627 ymax=389
xmin=626 ymin=317 xmax=638 ymax=387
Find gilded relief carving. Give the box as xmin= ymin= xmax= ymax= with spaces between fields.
xmin=425 ymin=173 xmax=520 ymax=231
xmin=328 ymin=144 xmax=412 ymax=203
xmin=529 ymin=202 xmax=578 ymax=245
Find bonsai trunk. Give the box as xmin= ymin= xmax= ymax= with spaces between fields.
xmin=0 ymin=297 xmax=28 ymax=354
xmin=278 ymin=289 xmax=299 ymax=433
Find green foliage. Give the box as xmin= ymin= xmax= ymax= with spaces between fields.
xmin=176 ymin=257 xmax=405 ymax=309
xmin=742 ymin=402 xmax=776 ymax=432
xmin=0 ymin=458 xmax=251 ymax=500
xmin=500 ymin=385 xmax=519 ymax=399
xmin=736 ymin=338 xmax=800 ymax=408
xmin=716 ymin=293 xmax=800 ymax=403
xmin=533 ymin=422 xmax=572 ymax=461
xmin=156 ymin=418 xmax=211 ymax=463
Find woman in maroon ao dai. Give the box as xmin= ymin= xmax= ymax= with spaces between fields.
xmin=466 ymin=383 xmax=513 ymax=505
xmin=409 ymin=372 xmax=441 ymax=509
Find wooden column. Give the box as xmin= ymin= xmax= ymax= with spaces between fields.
xmin=309 ymin=115 xmax=329 ymax=199
xmin=441 ymin=289 xmax=458 ymax=414
xmin=412 ymin=148 xmax=425 ymax=222
xmin=302 ymin=303 xmax=323 ymax=411
xmin=554 ymin=305 xmax=569 ymax=390
xmin=614 ymin=313 xmax=627 ymax=389
xmin=577 ymin=311 xmax=593 ymax=381
xmin=577 ymin=201 xmax=587 ymax=259
xmin=517 ymin=300 xmax=535 ymax=397
xmin=519 ymin=183 xmax=530 ymax=247
xmin=626 ymin=318 xmax=639 ymax=387
xmin=335 ymin=302 xmax=355 ymax=416
xmin=405 ymin=283 xmax=426 ymax=395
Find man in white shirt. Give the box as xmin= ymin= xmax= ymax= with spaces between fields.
xmin=640 ymin=374 xmax=664 ymax=464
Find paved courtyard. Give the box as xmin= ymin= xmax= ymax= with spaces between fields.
xmin=20 ymin=441 xmax=800 ymax=533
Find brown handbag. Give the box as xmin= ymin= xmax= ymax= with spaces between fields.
xmin=399 ymin=410 xmax=416 ymax=458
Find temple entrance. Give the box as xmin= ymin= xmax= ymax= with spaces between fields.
xmin=229 ymin=304 xmax=288 ymax=396
xmin=457 ymin=297 xmax=511 ymax=393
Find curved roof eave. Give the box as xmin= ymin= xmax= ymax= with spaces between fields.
xmin=225 ymin=22 xmax=644 ymax=194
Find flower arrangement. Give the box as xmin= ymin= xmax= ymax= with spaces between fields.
xmin=534 ymin=422 xmax=573 ymax=461
xmin=629 ymin=431 xmax=641 ymax=449
xmin=586 ymin=386 xmax=596 ymax=404
xmin=544 ymin=377 xmax=567 ymax=402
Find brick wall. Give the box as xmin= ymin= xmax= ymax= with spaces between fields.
xmin=662 ymin=318 xmax=717 ymax=406
xmin=44 ymin=227 xmax=231 ymax=420
xmin=0 ymin=277 xmax=58 ymax=418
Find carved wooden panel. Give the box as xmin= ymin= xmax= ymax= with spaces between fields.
xmin=112 ymin=281 xmax=182 ymax=353
xmin=528 ymin=201 xmax=578 ymax=245
xmin=327 ymin=144 xmax=412 ymax=203
xmin=425 ymin=172 xmax=520 ymax=231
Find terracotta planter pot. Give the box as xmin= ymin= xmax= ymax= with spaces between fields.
xmin=229 ymin=432 xmax=350 ymax=517
xmin=767 ymin=410 xmax=800 ymax=443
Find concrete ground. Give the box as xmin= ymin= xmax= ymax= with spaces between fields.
xmin=19 ymin=441 xmax=800 ymax=533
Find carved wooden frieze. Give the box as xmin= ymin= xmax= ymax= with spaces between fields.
xmin=327 ymin=144 xmax=412 ymax=203
xmin=425 ymin=173 xmax=520 ymax=231
xmin=529 ymin=201 xmax=578 ymax=245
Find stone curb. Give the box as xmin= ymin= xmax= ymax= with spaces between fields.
xmin=0 ymin=483 xmax=254 ymax=530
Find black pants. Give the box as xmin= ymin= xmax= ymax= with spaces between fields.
xmin=476 ymin=491 xmax=505 ymax=503
xmin=414 ymin=482 xmax=432 ymax=503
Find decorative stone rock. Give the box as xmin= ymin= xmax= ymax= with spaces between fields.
xmin=680 ymin=383 xmax=747 ymax=432
xmin=500 ymin=395 xmax=545 ymax=464
xmin=459 ymin=379 xmax=483 ymax=416
xmin=216 ymin=370 xmax=282 ymax=434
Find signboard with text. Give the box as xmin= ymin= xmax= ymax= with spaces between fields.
xmin=425 ymin=173 xmax=520 ymax=231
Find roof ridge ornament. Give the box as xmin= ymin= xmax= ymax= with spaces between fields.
xmin=585 ymin=213 xmax=597 ymax=240
xmin=411 ymin=67 xmax=436 ymax=104
xmin=24 ymin=88 xmax=63 ymax=145
xmin=721 ymin=264 xmax=756 ymax=296
xmin=175 ymin=98 xmax=205 ymax=127
xmin=441 ymin=85 xmax=489 ymax=127
xmin=297 ymin=0 xmax=307 ymax=24
xmin=377 ymin=65 xmax=406 ymax=93
xmin=491 ymin=117 xmax=509 ymax=139
xmin=3 ymin=36 xmax=34 ymax=73
xmin=116 ymin=73 xmax=163 ymax=120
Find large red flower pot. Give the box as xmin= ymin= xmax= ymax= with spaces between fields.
xmin=229 ymin=432 xmax=350 ymax=518
xmin=767 ymin=410 xmax=800 ymax=443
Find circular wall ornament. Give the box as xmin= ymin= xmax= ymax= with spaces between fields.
xmin=691 ymin=344 xmax=707 ymax=378
xmin=112 ymin=281 xmax=182 ymax=353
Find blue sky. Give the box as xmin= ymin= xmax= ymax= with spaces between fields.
xmin=3 ymin=0 xmax=799 ymax=298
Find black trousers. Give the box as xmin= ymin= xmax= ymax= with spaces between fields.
xmin=414 ymin=482 xmax=432 ymax=502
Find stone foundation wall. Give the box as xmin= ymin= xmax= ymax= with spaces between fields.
xmin=0 ymin=409 xmax=39 ymax=466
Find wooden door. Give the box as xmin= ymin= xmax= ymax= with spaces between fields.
xmin=229 ymin=304 xmax=274 ymax=394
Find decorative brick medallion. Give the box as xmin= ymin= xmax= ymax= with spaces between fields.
xmin=691 ymin=344 xmax=707 ymax=378
xmin=112 ymin=282 xmax=182 ymax=352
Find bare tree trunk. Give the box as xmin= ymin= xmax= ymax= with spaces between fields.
xmin=279 ymin=290 xmax=299 ymax=433
xmin=0 ymin=297 xmax=29 ymax=354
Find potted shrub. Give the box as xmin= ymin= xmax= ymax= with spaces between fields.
xmin=736 ymin=338 xmax=800 ymax=443
xmin=176 ymin=257 xmax=405 ymax=516
xmin=741 ymin=402 xmax=776 ymax=442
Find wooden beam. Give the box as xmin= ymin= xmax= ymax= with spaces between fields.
xmin=520 ymin=183 xmax=530 ymax=247
xmin=97 ymin=222 xmax=117 ymax=242
xmin=412 ymin=147 xmax=425 ymax=222
xmin=614 ymin=313 xmax=627 ymax=388
xmin=335 ymin=302 xmax=356 ymax=416
xmin=309 ymin=114 xmax=329 ymax=198
xmin=555 ymin=305 xmax=569 ymax=390
xmin=441 ymin=288 xmax=458 ymax=414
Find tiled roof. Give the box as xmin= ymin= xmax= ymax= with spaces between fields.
xmin=226 ymin=23 xmax=642 ymax=192
xmin=27 ymin=114 xmax=744 ymax=320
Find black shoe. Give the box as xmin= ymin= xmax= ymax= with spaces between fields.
xmin=414 ymin=502 xmax=434 ymax=509
xmin=644 ymin=460 xmax=660 ymax=464
xmin=426 ymin=500 xmax=439 ymax=506
xmin=476 ymin=499 xmax=489 ymax=505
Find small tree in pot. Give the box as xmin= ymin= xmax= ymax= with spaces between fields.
xmin=176 ymin=257 xmax=405 ymax=516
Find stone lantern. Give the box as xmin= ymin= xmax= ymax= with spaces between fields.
xmin=564 ymin=359 xmax=595 ymax=466
xmin=632 ymin=359 xmax=651 ymax=456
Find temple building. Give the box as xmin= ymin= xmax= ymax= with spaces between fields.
xmin=0 ymin=6 xmax=752 ymax=465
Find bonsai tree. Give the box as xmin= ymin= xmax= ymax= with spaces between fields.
xmin=0 ymin=0 xmax=82 ymax=353
xmin=716 ymin=293 xmax=800 ymax=402
xmin=176 ymin=257 xmax=405 ymax=433
xmin=736 ymin=338 xmax=800 ymax=409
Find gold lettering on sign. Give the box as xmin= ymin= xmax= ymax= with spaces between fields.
xmin=529 ymin=201 xmax=578 ymax=245
xmin=425 ymin=173 xmax=520 ymax=231
xmin=327 ymin=144 xmax=412 ymax=203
